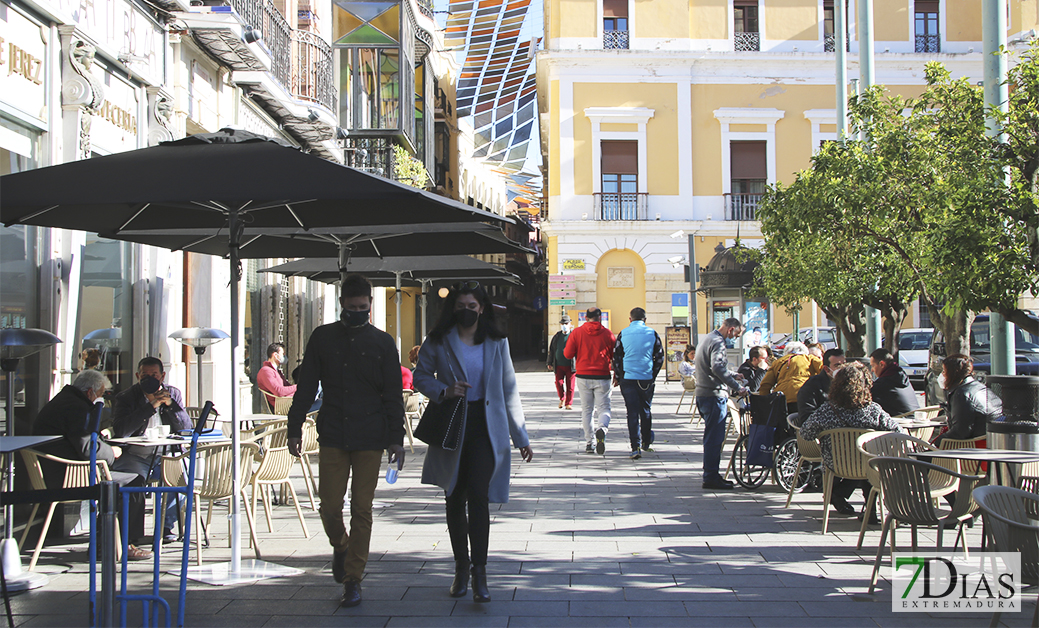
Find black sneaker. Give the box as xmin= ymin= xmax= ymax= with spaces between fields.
xmin=584 ymin=443 xmax=594 ymax=454
xmin=831 ymin=497 xmax=856 ymax=516
xmin=595 ymin=428 xmax=606 ymax=455
xmin=332 ymin=548 xmax=348 ymax=583
xmin=702 ymin=478 xmax=735 ymax=490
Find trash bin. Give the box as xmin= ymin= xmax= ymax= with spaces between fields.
xmin=987 ymin=419 xmax=1039 ymax=452
xmin=986 ymin=375 xmax=1039 ymax=422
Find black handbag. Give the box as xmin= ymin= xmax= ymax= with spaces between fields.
xmin=413 ymin=340 xmax=467 ymax=451
xmin=414 ymin=395 xmax=467 ymax=451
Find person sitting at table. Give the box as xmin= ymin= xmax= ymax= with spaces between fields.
xmin=800 ymin=362 xmax=905 ymax=521
xmin=737 ymin=346 xmax=769 ymax=393
xmin=262 ymin=342 xmax=321 ymax=412
xmin=869 ymin=348 xmax=919 ymax=417
xmin=32 ymin=370 xmax=153 ymax=561
xmin=758 ymin=341 xmax=822 ymax=414
xmin=111 ymin=357 xmax=192 ymax=544
xmin=933 ymin=354 xmax=1002 ymax=448
xmin=795 ymin=348 xmax=846 ymax=427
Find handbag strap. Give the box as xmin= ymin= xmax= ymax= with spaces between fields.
xmin=440 ymin=338 xmax=466 ymax=401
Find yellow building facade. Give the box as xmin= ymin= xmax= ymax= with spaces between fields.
xmin=537 ymin=0 xmax=1039 ymax=344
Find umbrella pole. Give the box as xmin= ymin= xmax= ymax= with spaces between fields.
xmin=229 ymin=223 xmax=242 ymax=576
xmin=420 ymin=281 xmax=428 ymax=341
xmin=395 ymin=272 xmax=402 ymax=356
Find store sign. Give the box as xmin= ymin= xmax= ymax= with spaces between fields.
xmin=39 ymin=0 xmax=164 ymax=85
xmin=0 ymin=8 xmax=47 ymax=124
xmin=92 ymin=70 xmax=139 ymax=153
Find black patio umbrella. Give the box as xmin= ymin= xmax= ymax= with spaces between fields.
xmin=0 ymin=128 xmax=525 ymax=582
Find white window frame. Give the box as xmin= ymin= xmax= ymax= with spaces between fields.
xmin=585 ymin=107 xmax=654 ymax=195
xmin=804 ymin=109 xmax=838 ymax=153
xmin=713 ymin=108 xmax=784 ymax=194
xmin=729 ymin=0 xmax=765 ymax=50
xmin=597 ymin=0 xmax=635 ymax=47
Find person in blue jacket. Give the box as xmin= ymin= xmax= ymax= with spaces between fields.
xmin=612 ymin=307 xmax=665 ymax=460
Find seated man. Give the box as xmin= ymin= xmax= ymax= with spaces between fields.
xmin=758 ymin=341 xmax=822 ymax=414
xmin=737 ymin=346 xmax=769 ymax=393
xmin=111 ymin=357 xmax=192 ymax=544
xmin=795 ymin=348 xmax=846 ymax=427
xmin=869 ymin=348 xmax=919 ymax=417
xmin=260 ymin=342 xmax=321 ymax=412
xmin=32 ymin=370 xmax=152 ymax=560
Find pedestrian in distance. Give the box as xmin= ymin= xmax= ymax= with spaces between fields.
xmin=695 ymin=318 xmax=749 ymax=490
xmin=547 ymin=314 xmax=576 ymax=409
xmin=413 ymin=281 xmax=533 ymax=603
xmin=613 ymin=307 xmax=664 ymax=460
xmin=563 ymin=307 xmax=616 ymax=455
xmin=286 ymin=274 xmax=407 ymax=609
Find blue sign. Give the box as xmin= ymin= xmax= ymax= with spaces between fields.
xmin=533 ymin=296 xmax=547 ymax=311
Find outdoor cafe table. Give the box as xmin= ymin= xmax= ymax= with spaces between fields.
xmin=895 ymin=419 xmax=946 ymax=439
xmin=909 ymin=448 xmax=1039 ymax=487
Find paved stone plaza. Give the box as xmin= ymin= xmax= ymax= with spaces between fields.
xmin=6 ymin=364 xmax=1032 ymax=627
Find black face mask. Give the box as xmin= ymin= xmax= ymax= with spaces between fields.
xmin=454 ymin=308 xmax=479 ymax=328
xmin=341 ymin=308 xmax=370 ymax=327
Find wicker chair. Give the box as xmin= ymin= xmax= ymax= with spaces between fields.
xmin=162 ymin=442 xmax=261 ymax=565
xmin=855 ymin=431 xmax=958 ymax=549
xmin=973 ymin=485 xmax=1039 ymax=628
xmin=867 ymin=457 xmax=985 ymax=594
xmin=817 ymin=428 xmax=873 ymax=534
xmin=261 ymin=392 xmax=294 ymax=416
xmin=247 ymin=426 xmax=310 ymax=540
xmin=784 ymin=416 xmax=823 ymax=508
xmin=18 ymin=449 xmax=117 ymax=571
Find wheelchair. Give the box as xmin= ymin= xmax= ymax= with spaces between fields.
xmin=726 ymin=392 xmax=811 ymax=491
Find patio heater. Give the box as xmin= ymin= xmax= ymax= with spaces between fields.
xmin=168 ymin=327 xmax=230 ymax=406
xmin=1 ymin=327 xmax=61 ymax=592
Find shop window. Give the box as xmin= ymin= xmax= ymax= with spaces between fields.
xmin=341 ymin=48 xmax=400 ymax=130
xmin=734 ymin=0 xmax=760 ymax=51
xmin=915 ymin=0 xmax=940 ymax=52
xmin=74 ymin=235 xmax=135 ymax=397
xmin=603 ymin=0 xmax=629 ymax=49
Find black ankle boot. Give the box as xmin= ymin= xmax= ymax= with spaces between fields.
xmin=449 ymin=560 xmax=469 ymax=598
xmin=471 ymin=564 xmax=490 ymax=603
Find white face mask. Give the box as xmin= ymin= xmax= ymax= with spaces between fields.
xmin=561 ymin=324 xmax=572 ymax=333
xmin=937 ymin=373 xmax=947 ymax=389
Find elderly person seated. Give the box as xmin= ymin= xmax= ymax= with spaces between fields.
xmin=934 ymin=354 xmax=1001 ymax=447
xmin=801 ymin=362 xmax=905 ymax=521
xmin=758 ymin=341 xmax=822 ymax=413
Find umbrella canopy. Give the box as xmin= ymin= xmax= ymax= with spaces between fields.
xmin=258 ymin=256 xmax=522 ymax=286
xmin=0 ymin=129 xmax=510 ymax=234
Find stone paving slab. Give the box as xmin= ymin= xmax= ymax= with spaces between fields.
xmin=5 ymin=366 xmax=1034 ymax=627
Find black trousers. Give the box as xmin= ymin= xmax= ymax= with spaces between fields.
xmin=445 ymin=402 xmax=494 ymax=566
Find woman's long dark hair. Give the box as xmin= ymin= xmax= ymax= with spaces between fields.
xmin=427 ymin=283 xmax=505 ymax=344
xmin=943 ymin=354 xmax=974 ymax=390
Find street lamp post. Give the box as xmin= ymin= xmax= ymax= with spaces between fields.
xmin=168 ymin=327 xmax=230 ymax=406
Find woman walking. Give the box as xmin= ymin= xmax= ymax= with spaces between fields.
xmin=414 ymin=282 xmax=534 ymax=602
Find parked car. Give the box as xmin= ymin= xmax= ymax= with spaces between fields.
xmin=771 ymin=327 xmax=839 ymax=353
xmin=924 ymin=313 xmax=1039 ymax=405
xmin=896 ymin=327 xmax=935 ymax=390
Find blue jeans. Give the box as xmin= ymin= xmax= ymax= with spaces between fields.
xmin=619 ymin=379 xmax=654 ymax=450
xmin=112 ymin=452 xmax=181 ymax=532
xmin=696 ymin=396 xmax=729 ymax=482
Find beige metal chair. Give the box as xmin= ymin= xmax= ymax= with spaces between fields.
xmin=784 ymin=415 xmax=823 ymax=508
xmin=247 ymin=426 xmax=310 ymax=540
xmin=298 ymin=418 xmax=320 ymax=511
xmin=261 ymin=392 xmax=294 ymax=415
xmin=817 ymin=428 xmax=872 ymax=534
xmin=162 ymin=441 xmax=261 ymax=565
xmin=402 ymin=390 xmax=422 ymax=452
xmin=18 ymin=449 xmax=117 ymax=571
xmin=855 ymin=431 xmax=958 ymax=549
xmin=867 ymin=457 xmax=984 ymax=594
xmin=973 ymin=485 xmax=1039 ymax=628
xmin=677 ymin=376 xmax=696 ymax=415
xmin=938 ymin=435 xmax=987 ymax=476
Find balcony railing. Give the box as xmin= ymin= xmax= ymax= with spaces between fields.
xmin=824 ymin=34 xmax=835 ymax=52
xmin=603 ymin=29 xmax=629 ymax=50
xmin=293 ymin=30 xmax=336 ymax=112
xmin=416 ymin=0 xmax=434 ymax=19
xmin=915 ymin=34 xmax=940 ymax=53
xmin=724 ymin=193 xmax=762 ymax=221
xmin=594 ymin=192 xmax=648 ymax=220
xmin=229 ymin=0 xmax=292 ymax=87
xmin=734 ymin=32 xmax=760 ymax=51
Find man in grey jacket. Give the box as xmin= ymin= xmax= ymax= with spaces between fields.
xmin=695 ymin=318 xmax=749 ymax=490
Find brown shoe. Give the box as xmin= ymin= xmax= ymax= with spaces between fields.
xmin=565 ymin=405 xmax=572 ymax=410
xmin=127 ymin=545 xmax=152 ymax=561
xmin=558 ymin=400 xmax=564 ymax=408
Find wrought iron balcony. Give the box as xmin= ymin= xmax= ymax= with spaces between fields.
xmin=416 ymin=0 xmax=434 ymax=20
xmin=594 ymin=192 xmax=648 ymax=220
xmin=734 ymin=32 xmax=760 ymax=52
xmin=293 ymin=31 xmax=336 ymax=113
xmin=724 ymin=193 xmax=762 ymax=221
xmin=824 ymin=34 xmax=835 ymax=52
xmin=229 ymin=0 xmax=292 ymax=84
xmin=915 ymin=34 xmax=940 ymax=53
xmin=603 ymin=29 xmax=629 ymax=50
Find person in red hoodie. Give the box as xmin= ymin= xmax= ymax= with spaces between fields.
xmin=563 ymin=308 xmax=616 ymax=455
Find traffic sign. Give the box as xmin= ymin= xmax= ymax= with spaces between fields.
xmin=549 ymin=298 xmax=576 ymax=306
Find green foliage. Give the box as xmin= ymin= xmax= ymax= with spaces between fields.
xmin=392 ymin=144 xmax=429 ymax=189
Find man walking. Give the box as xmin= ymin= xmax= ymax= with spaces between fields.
xmin=695 ymin=318 xmax=749 ymax=490
xmin=547 ymin=315 xmax=576 ymax=409
xmin=564 ymin=308 xmax=616 ymax=455
xmin=287 ymin=274 xmax=406 ymax=608
xmin=613 ymin=308 xmax=664 ymax=460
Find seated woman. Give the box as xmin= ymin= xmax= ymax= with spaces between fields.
xmin=933 ymin=354 xmax=1002 ymax=448
xmin=801 ymin=362 xmax=905 ymax=520
xmin=678 ymin=346 xmax=695 ymax=380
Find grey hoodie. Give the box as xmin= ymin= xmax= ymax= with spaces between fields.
xmin=694 ymin=329 xmax=743 ymax=398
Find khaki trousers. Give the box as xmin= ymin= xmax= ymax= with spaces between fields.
xmin=318 ymin=446 xmax=383 ymax=583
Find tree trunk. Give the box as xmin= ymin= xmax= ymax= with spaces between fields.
xmin=820 ymin=302 xmax=867 ymax=357
xmin=1002 ymin=307 xmax=1039 ymax=337
xmin=930 ymin=304 xmax=973 ymax=358
xmin=878 ymin=303 xmax=908 ymax=355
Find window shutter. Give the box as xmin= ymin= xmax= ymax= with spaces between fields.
xmin=730 ymin=141 xmax=766 ymax=179
xmin=601 ymin=141 xmax=638 ymax=175
xmin=915 ymin=0 xmax=938 ymax=12
xmin=603 ymin=0 xmax=628 ymax=18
